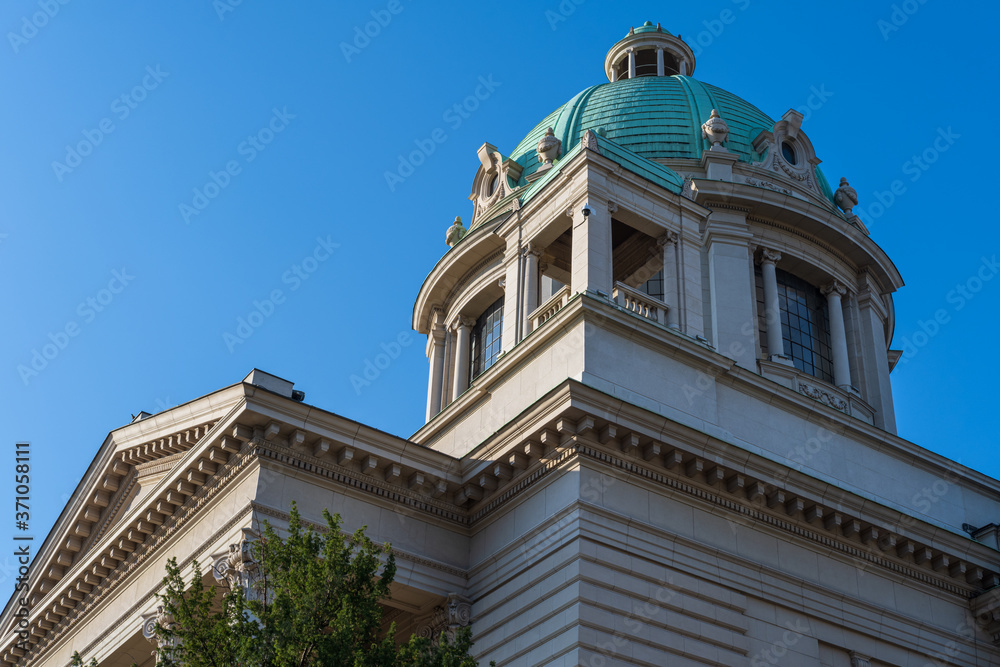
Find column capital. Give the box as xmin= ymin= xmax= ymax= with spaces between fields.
xmin=524 ymin=242 xmax=543 ymax=258
xmin=607 ymin=201 xmax=619 ymax=214
xmin=454 ymin=316 xmax=476 ymax=330
xmin=657 ymin=231 xmax=679 ymax=247
xmin=822 ymin=280 xmax=847 ymax=298
xmin=760 ymin=248 xmax=781 ymax=265
xmin=849 ymin=652 xmax=872 ymax=667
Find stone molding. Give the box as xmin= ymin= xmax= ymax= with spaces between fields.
xmin=9 ymin=397 xmax=998 ymax=662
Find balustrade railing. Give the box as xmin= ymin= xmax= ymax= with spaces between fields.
xmin=612 ymin=281 xmax=668 ymax=326
xmin=529 ymin=285 xmax=571 ymax=332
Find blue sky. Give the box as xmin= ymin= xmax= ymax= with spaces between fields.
xmin=3 ymin=1 xmax=999 ymax=577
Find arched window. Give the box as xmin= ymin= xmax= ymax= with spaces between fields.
xmin=470 ymin=297 xmax=504 ymax=381
xmin=756 ymin=267 xmax=834 ymax=383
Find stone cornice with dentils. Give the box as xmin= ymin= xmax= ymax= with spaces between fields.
xmin=6 ymin=394 xmax=999 ymax=662
xmin=0 ymin=420 xmax=229 ymax=665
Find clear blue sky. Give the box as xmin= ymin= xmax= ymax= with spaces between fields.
xmin=3 ymin=2 xmax=999 ymax=575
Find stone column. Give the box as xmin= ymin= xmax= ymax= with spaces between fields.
xmin=823 ymin=281 xmax=853 ymax=389
xmin=680 ymin=59 xmax=688 ymax=75
xmin=856 ymin=274 xmax=897 ymax=432
xmin=425 ymin=313 xmax=447 ymax=421
xmin=627 ymin=48 xmax=636 ymax=79
xmin=760 ymin=249 xmax=787 ymax=360
xmin=570 ymin=202 xmax=613 ymax=298
xmin=451 ymin=317 xmax=475 ymax=400
xmin=522 ymin=244 xmax=541 ymax=337
xmin=658 ymin=232 xmax=680 ymax=329
xmin=656 ymin=48 xmax=665 ymax=76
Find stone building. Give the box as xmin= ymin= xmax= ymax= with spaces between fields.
xmin=3 ymin=21 xmax=999 ymax=667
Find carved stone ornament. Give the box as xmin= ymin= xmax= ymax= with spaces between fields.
xmin=213 ymin=528 xmax=267 ymax=604
xmin=744 ymin=176 xmax=792 ymax=196
xmin=141 ymin=605 xmax=178 ymax=650
xmin=415 ymin=593 xmax=473 ymax=642
xmin=760 ymin=248 xmax=782 ymax=265
xmin=446 ymin=216 xmax=467 ymax=248
xmin=536 ymin=127 xmax=562 ymax=167
xmin=822 ymin=281 xmax=847 ymax=298
xmin=581 ymin=129 xmax=601 ymax=154
xmin=701 ymin=109 xmax=730 ymax=149
xmin=849 ymin=652 xmax=872 ymax=667
xmin=834 ymin=177 xmax=858 ymax=216
xmin=797 ymin=382 xmax=848 ymax=412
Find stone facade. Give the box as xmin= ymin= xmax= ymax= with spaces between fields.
xmin=2 ymin=22 xmax=999 ymax=667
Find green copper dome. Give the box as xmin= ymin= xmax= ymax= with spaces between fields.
xmin=510 ymin=75 xmax=776 ymax=184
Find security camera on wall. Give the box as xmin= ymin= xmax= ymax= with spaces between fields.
xmin=581 ymin=203 xmax=593 ymax=217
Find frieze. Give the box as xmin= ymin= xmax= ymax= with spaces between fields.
xmin=797 ymin=381 xmax=849 ymax=412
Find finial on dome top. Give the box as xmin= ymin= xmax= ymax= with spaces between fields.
xmin=536 ymin=127 xmax=562 ymax=170
xmin=701 ymin=109 xmax=730 ymax=150
xmin=446 ymin=216 xmax=467 ymax=247
xmin=834 ymin=178 xmax=858 ymax=217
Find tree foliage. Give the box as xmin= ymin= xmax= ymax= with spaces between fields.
xmin=73 ymin=503 xmax=487 ymax=667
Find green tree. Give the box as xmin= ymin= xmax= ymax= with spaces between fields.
xmin=74 ymin=503 xmax=488 ymax=667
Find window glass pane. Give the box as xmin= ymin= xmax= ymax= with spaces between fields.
xmin=774 ymin=269 xmax=833 ymax=383
xmin=470 ymin=296 xmax=504 ymax=383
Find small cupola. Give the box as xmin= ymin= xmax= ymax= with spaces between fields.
xmin=603 ymin=21 xmax=697 ymax=82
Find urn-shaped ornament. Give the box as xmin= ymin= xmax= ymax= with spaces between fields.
xmin=446 ymin=216 xmax=467 ymax=247
xmin=536 ymin=127 xmax=562 ymax=167
xmin=834 ymin=177 xmax=858 ymax=216
xmin=701 ymin=109 xmax=730 ymax=149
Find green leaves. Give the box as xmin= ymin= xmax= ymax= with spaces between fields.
xmin=70 ymin=503 xmax=485 ymax=667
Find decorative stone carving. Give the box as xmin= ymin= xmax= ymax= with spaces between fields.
xmin=536 ymin=127 xmax=561 ymax=168
xmin=834 ymin=177 xmax=858 ymax=216
xmin=971 ymin=587 xmax=1000 ymax=645
xmin=797 ymin=382 xmax=848 ymax=412
xmin=744 ymin=176 xmax=792 ymax=196
xmin=607 ymin=201 xmax=619 ymax=214
xmin=415 ymin=593 xmax=473 ymax=642
xmin=822 ymin=281 xmax=847 ymax=298
xmin=701 ymin=109 xmax=729 ymax=149
xmin=446 ymin=216 xmax=467 ymax=248
xmin=657 ymin=231 xmax=678 ymax=247
xmin=141 ymin=605 xmax=178 ymax=651
xmin=760 ymin=248 xmax=782 ymax=265
xmin=213 ymin=528 xmax=266 ymax=604
xmin=849 ymin=652 xmax=872 ymax=667
xmin=582 ymin=129 xmax=601 ymax=153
